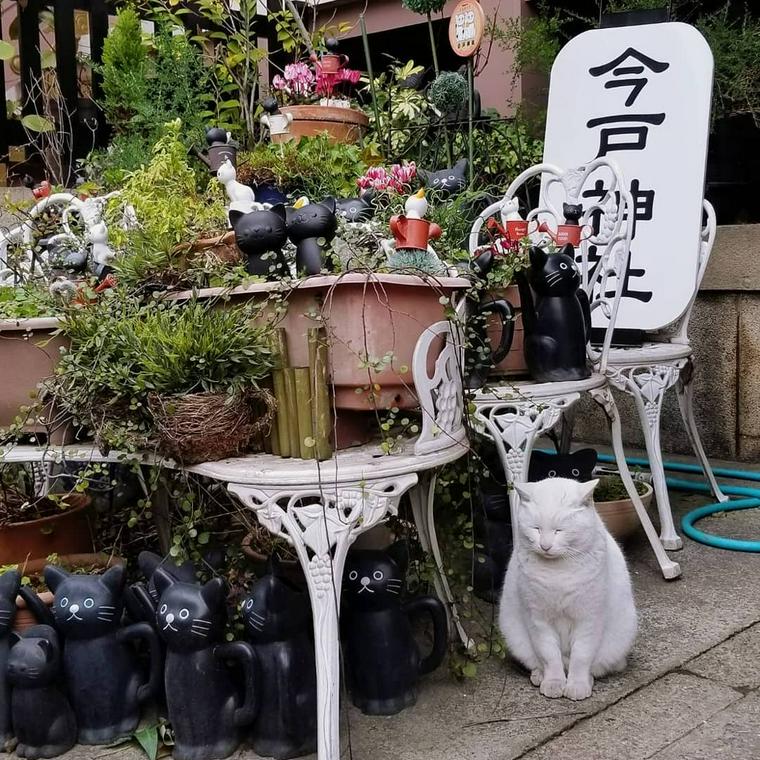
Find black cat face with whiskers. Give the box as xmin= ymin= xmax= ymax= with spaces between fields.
xmin=44 ymin=565 xmax=125 ymax=640
xmin=343 ymin=541 xmax=409 ymax=611
xmin=153 ymin=568 xmax=227 ymax=653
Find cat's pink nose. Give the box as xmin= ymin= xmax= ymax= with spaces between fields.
xmin=539 ymin=539 xmax=553 ymax=552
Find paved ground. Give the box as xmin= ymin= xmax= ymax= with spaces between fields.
xmin=58 ymin=451 xmax=760 ymax=760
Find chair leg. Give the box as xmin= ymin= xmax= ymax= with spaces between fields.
xmin=408 ymin=472 xmax=474 ymax=651
xmin=676 ymin=359 xmax=729 ymax=503
xmin=590 ymin=386 xmax=681 ymax=580
xmin=608 ymin=365 xmax=682 ymax=550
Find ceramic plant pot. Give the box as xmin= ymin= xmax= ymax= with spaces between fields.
xmin=0 ymin=493 xmax=94 ymax=565
xmin=0 ymin=317 xmax=71 ymax=442
xmin=595 ymin=482 xmax=654 ymax=540
xmin=275 ymin=105 xmax=369 ymax=145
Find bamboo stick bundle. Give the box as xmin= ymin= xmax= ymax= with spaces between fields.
xmin=308 ymin=327 xmax=333 ymax=461
xmin=271 ymin=328 xmax=291 ymax=457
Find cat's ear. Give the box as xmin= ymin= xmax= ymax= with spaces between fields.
xmin=576 ymin=478 xmax=599 ymax=505
xmin=321 ymin=197 xmax=336 ymax=214
xmin=270 ymin=203 xmax=287 ymax=222
xmin=201 ymin=577 xmax=227 ymax=609
xmin=228 ymin=209 xmax=244 ymax=227
xmin=152 ymin=567 xmax=176 ymax=598
xmin=386 ymin=540 xmax=409 ymax=573
xmin=138 ymin=551 xmax=162 ymax=581
xmin=100 ymin=564 xmax=126 ymax=594
xmin=37 ymin=638 xmax=53 ymax=660
xmin=417 ymin=168 xmax=431 ymax=184
xmin=560 ymin=243 xmax=575 ymax=258
xmin=513 ymin=482 xmax=535 ymax=504
xmin=0 ymin=569 xmax=20 ymax=598
xmin=454 ymin=158 xmax=468 ymax=173
xmin=8 ymin=631 xmax=21 ymax=647
xmin=529 ymin=246 xmax=547 ymax=269
xmin=44 ymin=566 xmax=69 ymax=594
xmin=572 ymin=448 xmax=598 ymax=478
xmin=360 ymin=189 xmax=376 ymax=204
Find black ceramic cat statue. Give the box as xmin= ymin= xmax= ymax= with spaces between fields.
xmin=336 ymin=190 xmax=375 ymax=223
xmin=563 ymin=202 xmax=583 ymax=226
xmin=154 ymin=569 xmax=259 ymax=760
xmin=417 ymin=159 xmax=468 ymax=198
xmin=7 ymin=625 xmax=77 ymax=759
xmin=528 ymin=448 xmax=598 ymax=483
xmin=0 ymin=569 xmax=21 ymax=747
xmin=342 ymin=541 xmax=448 ymax=715
xmin=229 ymin=206 xmax=289 ymax=280
xmin=517 ymin=244 xmax=592 ymax=382
xmin=43 ymin=564 xmax=161 ymax=745
xmin=241 ymin=555 xmax=316 ymax=759
xmin=286 ymin=198 xmax=338 ymax=275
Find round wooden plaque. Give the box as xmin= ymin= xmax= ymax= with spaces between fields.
xmin=448 ymin=0 xmax=485 ymax=58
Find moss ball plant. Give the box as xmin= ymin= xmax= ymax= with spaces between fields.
xmin=429 ymin=71 xmax=469 ymax=114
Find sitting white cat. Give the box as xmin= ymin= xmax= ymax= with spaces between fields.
xmin=499 ymin=477 xmax=637 ymax=701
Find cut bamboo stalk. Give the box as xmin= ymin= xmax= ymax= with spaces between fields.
xmin=273 ymin=327 xmax=290 ymax=367
xmin=294 ymin=368 xmax=314 ymax=460
xmin=308 ymin=327 xmax=333 ymax=461
xmin=271 ymin=369 xmax=290 ymax=458
xmin=283 ymin=368 xmax=301 ymax=458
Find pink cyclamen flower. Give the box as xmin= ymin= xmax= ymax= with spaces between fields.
xmin=281 ymin=62 xmax=315 ymax=97
xmin=272 ymin=74 xmax=288 ymax=93
xmin=390 ymin=161 xmax=417 ymax=187
xmin=338 ymin=68 xmax=361 ymax=85
xmin=357 ymin=166 xmax=392 ymax=191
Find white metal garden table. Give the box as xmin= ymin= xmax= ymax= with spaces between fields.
xmin=1 ymin=320 xmax=469 ymax=760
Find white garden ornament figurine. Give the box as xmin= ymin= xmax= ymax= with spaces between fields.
xmin=217 ymin=159 xmax=257 ymax=221
xmin=260 ymin=98 xmax=293 ymax=143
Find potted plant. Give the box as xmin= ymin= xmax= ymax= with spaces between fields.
xmin=594 ymin=474 xmax=654 ymax=541
xmin=0 ymin=464 xmax=95 ymax=565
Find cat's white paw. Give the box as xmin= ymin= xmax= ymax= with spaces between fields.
xmin=530 ymin=669 xmax=543 ymax=687
xmin=539 ymin=677 xmax=566 ymax=698
xmin=563 ymin=676 xmax=593 ymax=701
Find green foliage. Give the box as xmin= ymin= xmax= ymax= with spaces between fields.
xmin=50 ymin=293 xmax=275 ymax=450
xmin=493 ymin=13 xmax=563 ymax=79
xmin=606 ymin=0 xmax=670 ymax=10
xmin=362 ymin=61 xmax=431 ymax=158
xmin=238 ymin=135 xmax=368 ymax=198
xmin=79 ymin=132 xmax=152 ymax=190
xmin=402 ymin=0 xmax=447 ymax=15
xmin=698 ymin=7 xmax=760 ymax=124
xmin=0 ymin=284 xmax=60 ymax=319
xmin=595 ymin=474 xmax=648 ymax=501
xmin=429 ymin=71 xmax=469 ymax=114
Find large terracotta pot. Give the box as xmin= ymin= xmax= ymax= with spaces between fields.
xmin=595 ymin=482 xmax=654 ymax=540
xmin=0 ymin=493 xmax=94 ymax=564
xmin=485 ymin=284 xmax=528 ymax=377
xmin=275 ymin=105 xmax=369 ymax=145
xmin=172 ymin=273 xmax=469 ymax=412
xmin=0 ymin=318 xmax=69 ymax=440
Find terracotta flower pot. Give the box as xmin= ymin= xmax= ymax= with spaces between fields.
xmin=0 ymin=317 xmax=71 ymax=442
xmin=0 ymin=493 xmax=94 ymax=565
xmin=13 ymin=552 xmax=124 ymax=632
xmin=275 ymin=105 xmax=369 ymax=145
xmin=595 ymin=482 xmax=654 ymax=540
xmin=485 ymin=284 xmax=528 ymax=377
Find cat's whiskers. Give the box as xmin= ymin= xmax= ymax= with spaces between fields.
xmin=248 ymin=612 xmax=265 ymax=623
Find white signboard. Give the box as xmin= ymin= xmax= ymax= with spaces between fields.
xmin=543 ymin=22 xmax=713 ymax=331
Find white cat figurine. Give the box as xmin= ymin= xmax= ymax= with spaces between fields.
xmin=217 ymin=158 xmax=256 ymax=219
xmin=499 ymin=477 xmax=637 ymax=701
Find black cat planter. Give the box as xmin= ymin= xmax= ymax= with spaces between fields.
xmin=8 ymin=624 xmax=77 ymax=759
xmin=286 ymin=198 xmax=338 ymax=276
xmin=242 ymin=556 xmax=316 ymax=759
xmin=342 ymin=541 xmax=448 ymax=715
xmin=336 ymin=190 xmax=375 ymax=223
xmin=517 ymin=244 xmax=591 ymax=383
xmin=154 ymin=569 xmax=259 ymax=760
xmin=44 ymin=564 xmax=161 ymax=745
xmin=418 ymin=159 xmax=468 ymax=198
xmin=229 ymin=206 xmax=289 ymax=280
xmin=0 ymin=569 xmax=21 ymax=746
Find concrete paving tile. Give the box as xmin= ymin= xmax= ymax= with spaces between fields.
xmin=518 ymin=673 xmax=741 ymax=760
xmin=686 ymin=623 xmax=760 ymax=690
xmin=650 ymin=688 xmax=760 ymax=760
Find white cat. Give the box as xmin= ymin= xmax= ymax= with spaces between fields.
xmin=499 ymin=477 xmax=637 ymax=701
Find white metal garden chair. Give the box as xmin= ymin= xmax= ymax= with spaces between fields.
xmin=467 ymin=158 xmax=681 ymax=580
xmin=602 ymin=199 xmax=728 ymax=550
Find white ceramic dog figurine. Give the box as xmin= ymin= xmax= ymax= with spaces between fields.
xmin=499 ymin=477 xmax=637 ymax=700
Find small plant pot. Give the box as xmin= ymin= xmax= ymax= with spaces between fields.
xmin=275 ymin=105 xmax=369 ymax=145
xmin=13 ymin=552 xmax=124 ymax=632
xmin=485 ymin=285 xmax=528 ymax=377
xmin=595 ymin=482 xmax=654 ymax=540
xmin=242 ymin=529 xmax=304 ymax=587
xmin=0 ymin=493 xmax=94 ymax=565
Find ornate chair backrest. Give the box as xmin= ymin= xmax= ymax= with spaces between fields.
xmin=412 ymin=320 xmax=467 ymax=456
xmin=654 ymin=198 xmax=716 ymax=345
xmin=468 ymin=159 xmax=633 ymax=376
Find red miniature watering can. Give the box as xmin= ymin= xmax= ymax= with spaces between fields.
xmin=390 ymin=216 xmax=442 ymax=251
xmin=537 ymin=221 xmax=586 ymax=247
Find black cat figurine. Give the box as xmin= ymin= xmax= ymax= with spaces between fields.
xmin=241 ymin=556 xmax=316 ymax=759
xmin=342 ymin=541 xmax=448 ymax=715
xmin=7 ymin=625 xmax=77 ymax=759
xmin=418 ymin=159 xmax=468 ymax=197
xmin=0 ymin=570 xmax=21 ymax=746
xmin=563 ymin=202 xmax=583 ymax=225
xmin=336 ymin=190 xmax=375 ymax=222
xmin=154 ymin=569 xmax=258 ymax=760
xmin=229 ymin=206 xmax=289 ymax=280
xmin=43 ymin=564 xmax=161 ymax=745
xmin=286 ymin=198 xmax=338 ymax=276
xmin=517 ymin=244 xmax=592 ymax=382
xmin=529 ymin=448 xmax=598 ymax=482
